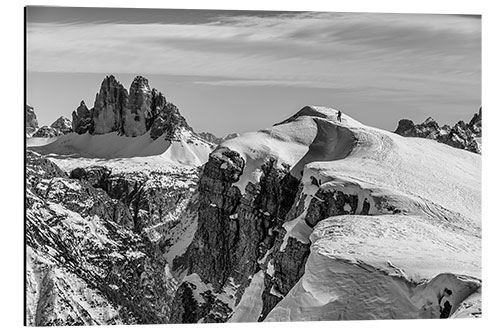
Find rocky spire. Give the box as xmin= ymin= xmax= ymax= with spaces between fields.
xmin=72 ymin=101 xmax=92 ymax=134
xmin=71 ymin=74 xmax=197 ymax=140
xmin=91 ymin=75 xmax=128 ymax=134
xmin=122 ymin=76 xmax=152 ymax=137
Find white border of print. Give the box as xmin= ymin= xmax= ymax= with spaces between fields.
xmin=2 ymin=1 xmax=497 ymax=333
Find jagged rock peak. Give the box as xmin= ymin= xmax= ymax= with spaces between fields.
xmin=394 ymin=111 xmax=482 ymax=154
xmin=122 ymin=75 xmax=154 ymax=137
xmin=72 ymin=101 xmax=92 ymax=134
xmin=71 ymin=74 xmax=195 ymax=140
xmin=91 ymin=75 xmax=128 ymax=134
xmin=468 ymin=106 xmax=482 ymax=135
xmin=50 ymin=116 xmax=73 ymax=134
xmin=130 ymin=75 xmax=150 ymax=91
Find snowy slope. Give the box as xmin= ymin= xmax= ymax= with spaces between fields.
xmin=30 ymin=130 xmax=214 ymax=168
xmin=27 ymin=137 xmax=59 ymax=147
xmin=221 ymin=106 xmax=481 ymax=321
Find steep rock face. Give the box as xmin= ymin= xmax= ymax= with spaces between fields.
xmin=148 ymin=88 xmax=167 ymax=129
xmin=91 ymin=75 xmax=128 ymax=135
xmin=150 ymin=102 xmax=192 ymax=140
xmin=69 ymin=165 xmax=199 ymax=245
xmin=394 ymin=109 xmax=482 ymax=154
xmin=26 ymin=151 xmax=172 ymax=325
xmin=26 ymin=105 xmax=39 ymax=135
xmin=72 ymin=101 xmax=93 ymax=134
xmin=122 ymin=76 xmax=151 ymax=137
xmin=468 ymin=107 xmax=482 ymax=134
xmin=171 ymin=149 xmax=309 ymax=323
xmin=72 ymin=75 xmax=200 ymax=142
xmin=51 ymin=116 xmax=73 ymax=135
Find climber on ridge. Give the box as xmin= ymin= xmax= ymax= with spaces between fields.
xmin=439 ymin=288 xmax=454 ymax=318
xmin=337 ymin=109 xmax=342 ymax=122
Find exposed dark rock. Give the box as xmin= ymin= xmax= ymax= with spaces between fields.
xmin=69 ymin=166 xmax=112 ymax=189
xmin=468 ymin=107 xmax=482 ymax=135
xmin=171 ymin=148 xmax=307 ymax=323
xmin=72 ymin=101 xmax=93 ymax=134
xmin=91 ymin=75 xmax=128 ymax=135
xmin=122 ymin=76 xmax=151 ymax=137
xmin=150 ymin=102 xmax=192 ymax=140
xmin=305 ymin=188 xmax=358 ymax=227
xmin=26 ymin=105 xmax=39 ymax=135
xmin=148 ymin=88 xmax=167 ymax=130
xmin=72 ymin=75 xmax=196 ymax=141
xmin=32 ymin=126 xmax=61 ymax=138
xmin=394 ymin=109 xmax=482 ymax=154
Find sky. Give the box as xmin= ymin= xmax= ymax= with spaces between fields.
xmin=26 ymin=6 xmax=481 ymax=136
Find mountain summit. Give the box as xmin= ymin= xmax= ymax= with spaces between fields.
xmin=32 ymin=75 xmax=216 ymax=166
xmin=170 ymin=105 xmax=481 ymax=322
xmin=72 ymin=75 xmax=193 ymax=140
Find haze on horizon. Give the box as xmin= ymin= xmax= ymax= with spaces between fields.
xmin=26 ymin=6 xmax=481 ymax=136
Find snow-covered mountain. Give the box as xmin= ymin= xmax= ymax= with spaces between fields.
xmin=170 ymin=105 xmax=481 ymax=322
xmin=25 ymin=75 xmax=210 ymax=325
xmin=30 ymin=75 xmax=215 ymax=167
xmin=25 ymin=150 xmax=199 ymax=325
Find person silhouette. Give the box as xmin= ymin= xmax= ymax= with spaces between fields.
xmin=439 ymin=288 xmax=454 ymax=318
xmin=337 ymin=110 xmax=342 ymax=122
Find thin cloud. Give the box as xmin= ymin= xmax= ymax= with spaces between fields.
xmin=27 ymin=10 xmax=480 ymax=105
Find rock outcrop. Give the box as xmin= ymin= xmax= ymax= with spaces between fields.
xmin=122 ymin=76 xmax=151 ymax=137
xmin=26 ymin=105 xmax=39 ymax=136
xmin=51 ymin=116 xmax=73 ymax=135
xmin=394 ymin=108 xmax=482 ymax=154
xmin=72 ymin=75 xmax=198 ymax=141
xmin=170 ymin=149 xmax=310 ymax=323
xmin=150 ymin=102 xmax=192 ymax=140
xmin=72 ymin=101 xmax=93 ymax=134
xmin=91 ymin=75 xmax=128 ymax=135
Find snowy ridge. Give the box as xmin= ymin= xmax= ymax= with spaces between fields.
xmin=220 ymin=105 xmax=481 ymax=321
